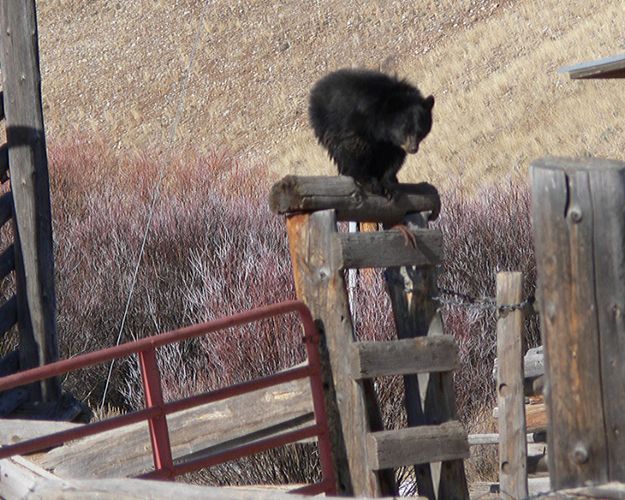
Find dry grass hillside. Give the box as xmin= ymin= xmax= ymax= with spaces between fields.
xmin=37 ymin=0 xmax=625 ymax=188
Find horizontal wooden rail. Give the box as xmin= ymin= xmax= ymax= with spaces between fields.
xmin=333 ymin=228 xmax=442 ymax=269
xmin=349 ymin=336 xmax=458 ymax=379
xmin=367 ymin=421 xmax=469 ymax=470
xmin=270 ymin=175 xmax=440 ymax=223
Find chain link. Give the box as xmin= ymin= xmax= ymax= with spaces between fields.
xmin=434 ymin=288 xmax=535 ymax=314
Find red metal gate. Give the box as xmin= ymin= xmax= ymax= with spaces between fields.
xmin=0 ymin=300 xmax=336 ymax=495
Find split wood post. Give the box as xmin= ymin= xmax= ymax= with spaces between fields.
xmin=286 ymin=210 xmax=393 ymax=496
xmin=531 ymin=156 xmax=625 ymax=490
xmin=496 ymin=272 xmax=528 ymax=499
xmin=384 ymin=212 xmax=469 ymax=500
xmin=0 ymin=1 xmax=59 ymax=401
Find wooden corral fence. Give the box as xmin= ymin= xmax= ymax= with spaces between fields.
xmin=531 ymin=156 xmax=625 ymax=491
xmin=0 ymin=0 xmax=63 ymax=413
xmin=270 ymin=176 xmax=470 ymax=499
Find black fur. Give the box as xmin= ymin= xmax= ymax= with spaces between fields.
xmin=309 ymin=68 xmax=434 ymax=194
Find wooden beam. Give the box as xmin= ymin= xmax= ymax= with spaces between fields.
xmin=0 ymin=455 xmax=61 ymax=499
xmin=367 ymin=421 xmax=469 ymax=471
xmin=496 ymin=272 xmax=528 ymax=499
xmin=333 ymin=228 xmax=442 ymax=269
xmin=39 ymin=378 xmax=314 ymax=479
xmin=531 ymin=156 xmax=625 ymax=488
xmin=559 ymin=53 xmax=625 ymax=80
xmin=383 ymin=212 xmax=469 ymax=500
xmin=0 ymin=0 xmax=59 ymax=401
xmin=349 ymin=336 xmax=458 ymax=379
xmin=18 ymin=476 xmax=401 ymax=500
xmin=270 ymin=175 xmax=440 ymax=224
xmin=286 ymin=210 xmax=394 ymax=496
xmin=0 ymin=418 xmax=83 ymax=445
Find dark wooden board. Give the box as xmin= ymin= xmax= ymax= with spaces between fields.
xmin=333 ymin=228 xmax=442 ymax=269
xmin=270 ymin=175 xmax=440 ymax=224
xmin=350 ymin=336 xmax=458 ymax=379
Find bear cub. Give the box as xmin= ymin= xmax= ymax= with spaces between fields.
xmin=309 ymin=68 xmax=434 ymax=195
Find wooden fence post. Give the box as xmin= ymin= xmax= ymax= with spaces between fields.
xmin=531 ymin=156 xmax=625 ymax=489
xmin=384 ymin=212 xmax=469 ymax=500
xmin=0 ymin=1 xmax=59 ymax=402
xmin=496 ymin=272 xmax=528 ymax=499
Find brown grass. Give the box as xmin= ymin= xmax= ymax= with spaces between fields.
xmin=36 ymin=0 xmax=625 ymax=189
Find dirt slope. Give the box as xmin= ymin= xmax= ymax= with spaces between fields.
xmin=36 ymin=0 xmax=625 ymax=187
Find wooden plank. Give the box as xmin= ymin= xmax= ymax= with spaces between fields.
xmin=0 ymin=419 xmax=83 ymax=445
xmin=21 ymin=477 xmax=402 ymax=500
xmin=350 ymin=336 xmax=458 ymax=379
xmin=496 ymin=272 xmax=528 ymax=499
xmin=367 ymin=421 xmax=469 ymax=470
xmin=270 ymin=175 xmax=440 ymax=224
xmin=0 ymin=0 xmax=59 ymax=401
xmin=493 ymin=402 xmax=547 ymax=434
xmin=531 ymin=156 xmax=614 ymax=489
xmin=39 ymin=377 xmax=314 ymax=479
xmin=559 ymin=53 xmax=625 ymax=80
xmin=0 ymin=455 xmax=61 ymax=499
xmin=286 ymin=210 xmax=393 ymax=496
xmin=333 ymin=228 xmax=442 ymax=269
xmin=384 ymin=211 xmax=469 ymax=500
xmin=586 ymin=161 xmax=625 ymax=481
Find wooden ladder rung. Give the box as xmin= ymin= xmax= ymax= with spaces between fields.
xmin=367 ymin=421 xmax=469 ymax=471
xmin=350 ymin=337 xmax=458 ymax=379
xmin=333 ymin=228 xmax=442 ymax=269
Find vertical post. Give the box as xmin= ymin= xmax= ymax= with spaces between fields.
xmin=531 ymin=156 xmax=625 ymax=489
xmin=139 ymin=349 xmax=174 ymax=479
xmin=286 ymin=210 xmax=395 ymax=497
xmin=0 ymin=1 xmax=59 ymax=401
xmin=384 ymin=212 xmax=469 ymax=500
xmin=496 ymin=272 xmax=528 ymax=499
xmin=347 ymin=221 xmax=358 ymax=323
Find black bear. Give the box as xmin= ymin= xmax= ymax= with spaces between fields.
xmin=309 ymin=68 xmax=434 ymax=195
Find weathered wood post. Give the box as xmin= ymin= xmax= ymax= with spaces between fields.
xmin=531 ymin=156 xmax=625 ymax=490
xmin=271 ymin=176 xmax=469 ymax=498
xmin=0 ymin=1 xmax=59 ymax=402
xmin=384 ymin=211 xmax=469 ymax=500
xmin=496 ymin=272 xmax=528 ymax=499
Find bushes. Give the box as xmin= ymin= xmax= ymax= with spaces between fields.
xmin=3 ymin=137 xmax=539 ymax=487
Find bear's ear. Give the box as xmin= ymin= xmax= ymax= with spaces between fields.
xmin=424 ymin=95 xmax=435 ymax=110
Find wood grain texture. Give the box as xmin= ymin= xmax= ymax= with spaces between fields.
xmin=350 ymin=336 xmax=458 ymax=379
xmin=286 ymin=210 xmax=393 ymax=496
xmin=19 ymin=476 xmax=406 ymax=500
xmin=367 ymin=421 xmax=469 ymax=471
xmin=496 ymin=272 xmax=528 ymax=499
xmin=333 ymin=228 xmax=442 ymax=269
xmin=531 ymin=156 xmax=624 ymax=489
xmin=0 ymin=0 xmax=59 ymax=401
xmin=39 ymin=378 xmax=314 ymax=479
xmin=270 ymin=175 xmax=440 ymax=224
xmin=383 ymin=212 xmax=469 ymax=500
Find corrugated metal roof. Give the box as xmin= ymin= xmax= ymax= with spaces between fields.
xmin=558 ymin=53 xmax=625 ymax=79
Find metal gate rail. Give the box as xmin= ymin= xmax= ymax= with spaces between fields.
xmin=0 ymin=300 xmax=336 ymax=495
